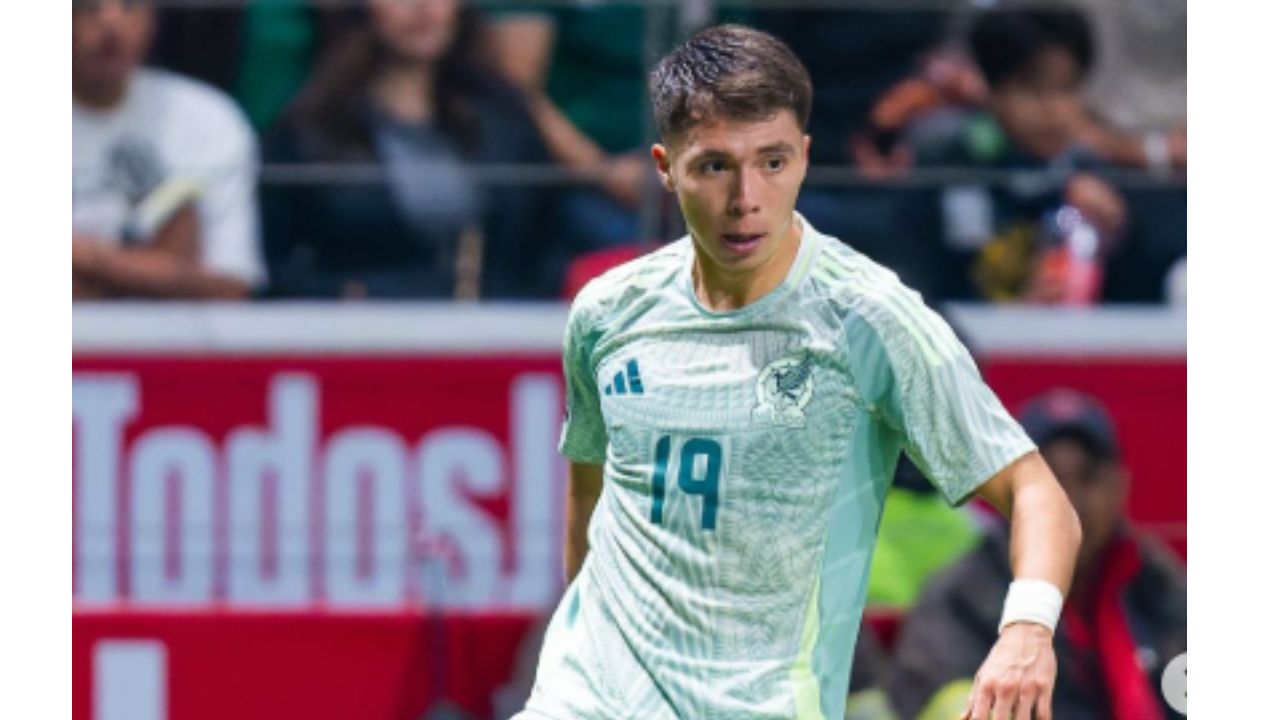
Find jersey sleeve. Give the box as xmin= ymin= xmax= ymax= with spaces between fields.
xmin=558 ymin=296 xmax=608 ymax=464
xmin=850 ymin=283 xmax=1035 ymax=506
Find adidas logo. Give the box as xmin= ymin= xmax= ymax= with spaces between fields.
xmin=604 ymin=359 xmax=644 ymax=396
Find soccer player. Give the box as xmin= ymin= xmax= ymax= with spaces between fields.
xmin=516 ymin=25 xmax=1081 ymax=720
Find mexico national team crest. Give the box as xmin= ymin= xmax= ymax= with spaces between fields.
xmin=752 ymin=352 xmax=815 ymax=428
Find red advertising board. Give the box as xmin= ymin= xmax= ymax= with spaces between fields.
xmin=73 ymin=355 xmax=565 ymax=611
xmin=71 ymin=304 xmax=1186 ymax=720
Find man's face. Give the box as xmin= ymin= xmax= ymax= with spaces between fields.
xmin=1041 ymin=436 xmax=1128 ymax=569
xmin=652 ymin=111 xmax=810 ymax=278
xmin=989 ymin=46 xmax=1085 ymax=160
xmin=72 ymin=0 xmax=154 ymax=92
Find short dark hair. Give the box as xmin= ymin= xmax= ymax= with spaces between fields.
xmin=968 ymin=6 xmax=1094 ymax=88
xmin=649 ymin=24 xmax=813 ymax=142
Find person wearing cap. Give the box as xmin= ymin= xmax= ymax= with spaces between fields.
xmin=886 ymin=388 xmax=1186 ymax=720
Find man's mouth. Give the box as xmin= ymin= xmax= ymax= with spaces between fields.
xmin=720 ymin=233 xmax=766 ymax=254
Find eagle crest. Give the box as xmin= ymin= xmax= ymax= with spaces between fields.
xmin=752 ymin=352 xmax=815 ymax=427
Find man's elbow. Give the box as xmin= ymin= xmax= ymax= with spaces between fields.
xmin=1032 ymin=464 xmax=1083 ymax=556
xmin=1015 ymin=456 xmax=1083 ymax=556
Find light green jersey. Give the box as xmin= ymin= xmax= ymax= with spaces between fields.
xmin=519 ymin=215 xmax=1034 ymax=720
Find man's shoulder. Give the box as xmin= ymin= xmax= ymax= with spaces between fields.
xmin=136 ymin=68 xmax=254 ymax=146
xmin=805 ymin=227 xmax=938 ymax=340
xmin=807 ymin=230 xmax=897 ymax=294
xmin=568 ymin=239 xmax=688 ymax=328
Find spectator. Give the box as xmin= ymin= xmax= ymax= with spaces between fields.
xmin=887 ymin=388 xmax=1186 ymax=720
xmin=479 ymin=4 xmax=652 ymax=252
xmin=263 ymin=0 xmax=558 ymax=299
xmin=1073 ymin=0 xmax=1187 ymax=172
xmin=897 ymin=4 xmax=1131 ymax=303
xmin=901 ymin=3 xmax=1183 ymax=174
xmin=72 ymin=0 xmax=264 ymax=300
xmin=1070 ymin=0 xmax=1187 ymax=305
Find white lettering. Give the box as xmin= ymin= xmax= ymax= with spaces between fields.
xmin=72 ymin=369 xmax=566 ymax=609
xmin=416 ymin=430 xmax=504 ymax=608
xmin=72 ymin=376 xmax=138 ymax=602
xmin=507 ymin=374 xmax=561 ymax=608
xmin=226 ymin=375 xmax=316 ymax=605
xmin=130 ymin=429 xmax=216 ymax=605
xmin=323 ymin=428 xmax=408 ymax=606
xmin=94 ymin=641 xmax=167 ymax=720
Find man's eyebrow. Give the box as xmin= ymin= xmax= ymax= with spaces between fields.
xmin=684 ymin=142 xmax=795 ymax=163
xmin=756 ymin=142 xmax=796 ymax=156
xmin=688 ymin=148 xmax=731 ymax=162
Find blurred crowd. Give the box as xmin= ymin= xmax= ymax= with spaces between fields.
xmin=72 ymin=0 xmax=1186 ymax=305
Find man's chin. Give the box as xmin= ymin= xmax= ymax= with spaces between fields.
xmin=84 ymin=52 xmax=138 ymax=84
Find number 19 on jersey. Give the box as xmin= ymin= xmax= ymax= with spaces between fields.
xmin=649 ymin=435 xmax=724 ymax=530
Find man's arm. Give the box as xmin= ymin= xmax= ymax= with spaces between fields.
xmin=964 ymin=451 xmax=1081 ymax=720
xmin=479 ymin=13 xmax=645 ymax=207
xmin=72 ymin=206 xmax=251 ymax=299
xmin=564 ymin=461 xmax=604 ymax=584
xmin=481 ymin=13 xmax=556 ymax=94
xmin=479 ymin=14 xmax=596 ymax=170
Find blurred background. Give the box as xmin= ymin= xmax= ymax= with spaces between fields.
xmin=71 ymin=0 xmax=1186 ymax=718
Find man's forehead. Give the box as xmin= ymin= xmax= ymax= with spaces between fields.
xmin=672 ymin=112 xmax=804 ymax=157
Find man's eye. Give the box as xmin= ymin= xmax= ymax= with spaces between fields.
xmin=701 ymin=160 xmax=726 ymax=174
xmin=765 ymin=157 xmax=786 ymax=172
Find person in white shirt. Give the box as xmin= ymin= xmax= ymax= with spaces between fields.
xmin=72 ymin=0 xmax=265 ymax=299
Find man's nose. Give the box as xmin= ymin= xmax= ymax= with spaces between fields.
xmin=728 ymin=170 xmax=761 ymax=216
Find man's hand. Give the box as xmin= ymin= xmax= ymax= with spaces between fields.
xmin=964 ymin=622 xmax=1056 ymax=720
xmin=601 ymin=153 xmax=649 ymax=208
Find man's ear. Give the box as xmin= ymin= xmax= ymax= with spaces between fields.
xmin=651 ymin=143 xmax=675 ymax=192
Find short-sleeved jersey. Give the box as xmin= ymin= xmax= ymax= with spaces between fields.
xmin=521 ymin=215 xmax=1034 ymax=720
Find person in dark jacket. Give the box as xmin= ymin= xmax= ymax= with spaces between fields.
xmin=888 ymin=388 xmax=1185 ymax=720
xmin=262 ymin=0 xmax=560 ymax=299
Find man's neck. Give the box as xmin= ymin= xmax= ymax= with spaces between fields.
xmin=73 ymin=76 xmax=129 ymax=111
xmin=691 ymin=217 xmax=802 ymax=311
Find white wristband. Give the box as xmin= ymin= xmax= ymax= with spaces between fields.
xmin=999 ymin=579 xmax=1064 ymax=634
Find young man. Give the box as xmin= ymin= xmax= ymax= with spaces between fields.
xmin=73 ymin=0 xmax=263 ymax=299
xmin=517 ymin=25 xmax=1080 ymax=720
